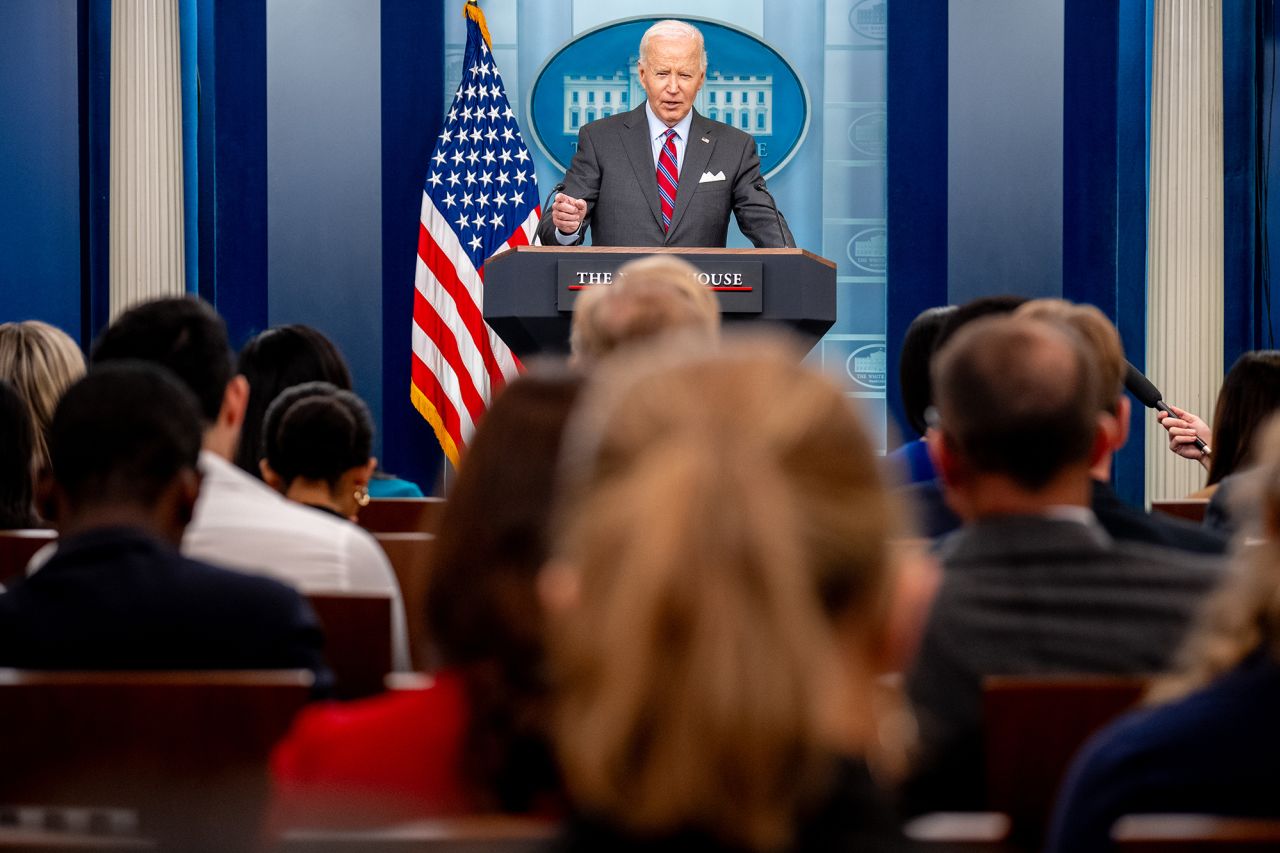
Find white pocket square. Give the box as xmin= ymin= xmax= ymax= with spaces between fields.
xmin=699 ymin=171 xmax=726 ymax=183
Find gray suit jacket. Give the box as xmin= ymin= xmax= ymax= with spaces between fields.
xmin=534 ymin=105 xmax=788 ymax=248
xmin=901 ymin=515 xmax=1222 ymax=815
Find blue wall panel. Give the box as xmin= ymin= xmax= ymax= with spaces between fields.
xmin=0 ymin=1 xmax=82 ymax=336
xmin=947 ymin=0 xmax=1063 ymax=304
xmin=886 ymin=0 xmax=947 ymax=443
xmin=267 ymin=0 xmax=385 ymax=458
xmin=381 ymin=0 xmax=447 ymax=491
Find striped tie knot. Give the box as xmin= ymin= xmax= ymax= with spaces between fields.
xmin=656 ymin=129 xmax=680 ymax=233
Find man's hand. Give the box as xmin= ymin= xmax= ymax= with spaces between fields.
xmin=551 ymin=193 xmax=588 ymax=235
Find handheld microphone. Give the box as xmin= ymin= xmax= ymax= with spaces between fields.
xmin=1124 ymin=361 xmax=1210 ymax=454
xmin=753 ymin=181 xmax=795 ymax=248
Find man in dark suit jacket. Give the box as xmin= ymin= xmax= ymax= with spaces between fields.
xmin=902 ymin=316 xmax=1221 ymax=815
xmin=535 ymin=19 xmax=790 ymax=249
xmin=0 ymin=362 xmax=330 ymax=690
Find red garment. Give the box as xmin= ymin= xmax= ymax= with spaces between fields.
xmin=271 ymin=669 xmax=477 ymax=826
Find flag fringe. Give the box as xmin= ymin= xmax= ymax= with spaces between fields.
xmin=463 ymin=1 xmax=493 ymax=50
xmin=410 ymin=382 xmax=462 ymax=468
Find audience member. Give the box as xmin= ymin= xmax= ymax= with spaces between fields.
xmin=0 ymin=362 xmax=328 ymax=683
xmin=901 ymin=295 xmax=1026 ymax=537
xmin=234 ymin=325 xmax=352 ymax=476
xmin=260 ymin=382 xmax=377 ymax=520
xmin=0 ymin=381 xmax=37 ymax=529
xmin=1156 ymin=350 xmax=1280 ymax=501
xmin=568 ymin=255 xmax=720 ymax=369
xmin=272 ymin=370 xmax=579 ymax=824
xmin=888 ymin=305 xmax=955 ymax=484
xmin=1049 ymin=414 xmax=1280 ymax=851
xmin=236 ymin=324 xmax=422 ymax=497
xmin=902 ymin=316 xmax=1221 ymax=814
xmin=547 ymin=338 xmax=913 ymax=853
xmin=1016 ymin=299 xmax=1226 ymax=554
xmin=89 ymin=297 xmax=409 ymax=670
xmin=0 ymin=320 xmax=86 ymax=475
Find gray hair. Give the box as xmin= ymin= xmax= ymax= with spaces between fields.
xmin=638 ymin=20 xmax=708 ymax=73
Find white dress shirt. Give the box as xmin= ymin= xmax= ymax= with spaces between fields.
xmin=183 ymin=451 xmax=411 ymax=671
xmin=553 ymin=102 xmax=695 ymax=244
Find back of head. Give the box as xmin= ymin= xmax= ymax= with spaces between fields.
xmin=551 ymin=337 xmax=894 ymax=851
xmin=235 ymin=325 xmax=353 ymax=477
xmin=0 ymin=320 xmax=86 ymax=473
xmin=898 ymin=305 xmax=956 ymax=435
xmin=1208 ymin=350 xmax=1280 ymax=485
xmin=426 ymin=367 xmax=583 ymax=810
xmin=261 ymin=382 xmax=373 ymax=489
xmin=932 ymin=315 xmax=1100 ymax=490
xmin=0 ymin=380 xmax=36 ymax=528
xmin=89 ymin=297 xmax=232 ymax=425
xmin=49 ymin=362 xmax=204 ymax=512
xmin=1016 ymin=299 xmax=1125 ymax=412
xmin=569 ymin=256 xmax=719 ymax=368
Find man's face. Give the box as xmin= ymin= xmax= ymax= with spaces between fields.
xmin=638 ymin=36 xmax=705 ymax=127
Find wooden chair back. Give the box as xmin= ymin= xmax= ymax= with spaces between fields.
xmin=0 ymin=528 xmax=56 ymax=586
xmin=276 ymin=816 xmax=557 ymax=853
xmin=1150 ymin=500 xmax=1209 ymax=524
xmin=983 ymin=674 xmax=1148 ymax=848
xmin=0 ymin=669 xmax=312 ymax=851
xmin=306 ymin=593 xmax=393 ymax=699
xmin=374 ymin=533 xmax=434 ymax=670
xmin=358 ymin=499 xmax=446 ymax=534
xmin=1113 ymin=814 xmax=1280 ymax=850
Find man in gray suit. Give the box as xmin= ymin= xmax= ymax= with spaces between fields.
xmin=535 ymin=19 xmax=791 ymax=249
xmin=901 ymin=315 xmax=1222 ymax=815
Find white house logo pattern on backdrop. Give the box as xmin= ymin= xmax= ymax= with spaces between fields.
xmin=847 ymin=344 xmax=887 ymax=391
xmin=850 ymin=0 xmax=887 ymax=40
xmin=847 ymin=227 xmax=886 ymax=274
xmin=529 ymin=17 xmax=809 ymax=180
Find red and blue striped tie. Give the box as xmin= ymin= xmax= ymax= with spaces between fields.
xmin=656 ymin=128 xmax=679 ymax=232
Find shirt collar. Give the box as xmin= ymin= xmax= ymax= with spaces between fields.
xmin=645 ymin=101 xmax=694 ymax=144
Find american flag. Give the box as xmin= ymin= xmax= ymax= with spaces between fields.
xmin=411 ymin=0 xmax=538 ymax=466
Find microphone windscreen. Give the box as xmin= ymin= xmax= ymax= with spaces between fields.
xmin=1124 ymin=361 xmax=1164 ymax=408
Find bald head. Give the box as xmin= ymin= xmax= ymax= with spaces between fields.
xmin=932 ymin=315 xmax=1100 ymax=490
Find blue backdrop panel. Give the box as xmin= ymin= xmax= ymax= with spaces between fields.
xmin=947 ymin=0 xmax=1064 ymax=305
xmin=886 ymin=0 xmax=947 ymax=443
xmin=0 ymin=1 xmax=83 ymax=336
xmin=266 ymin=0 xmax=385 ymax=457
xmin=380 ymin=0 xmax=447 ymax=490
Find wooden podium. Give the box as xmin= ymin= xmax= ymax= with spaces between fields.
xmin=483 ymin=246 xmax=837 ymax=357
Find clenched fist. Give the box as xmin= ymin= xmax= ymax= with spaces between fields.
xmin=552 ymin=193 xmax=588 ymax=235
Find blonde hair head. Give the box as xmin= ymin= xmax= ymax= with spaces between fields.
xmin=0 ymin=321 xmax=86 ymax=472
xmin=551 ymin=335 xmax=895 ymax=850
xmin=569 ymin=255 xmax=720 ymax=369
xmin=1015 ymin=299 xmax=1125 ymax=412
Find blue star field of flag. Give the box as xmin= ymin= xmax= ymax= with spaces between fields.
xmin=424 ymin=23 xmax=539 ymax=271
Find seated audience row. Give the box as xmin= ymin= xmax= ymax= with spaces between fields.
xmin=0 ymin=362 xmax=329 ymax=684
xmin=902 ymin=314 xmax=1222 ymax=814
xmin=89 ymin=298 xmax=410 ymax=670
xmin=1050 ymin=414 xmax=1280 ymax=850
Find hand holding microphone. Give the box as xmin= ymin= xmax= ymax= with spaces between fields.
xmin=1123 ymin=362 xmax=1212 ymax=464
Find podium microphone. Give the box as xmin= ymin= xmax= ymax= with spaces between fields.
xmin=753 ymin=181 xmax=795 ymax=248
xmin=1124 ymin=361 xmax=1210 ymax=455
xmin=534 ymin=182 xmax=567 ymax=245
